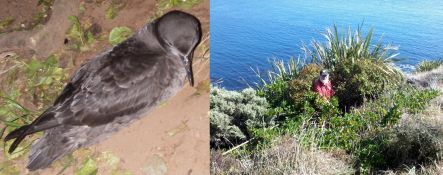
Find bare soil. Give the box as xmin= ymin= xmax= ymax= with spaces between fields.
xmin=0 ymin=0 xmax=40 ymax=31
xmin=0 ymin=0 xmax=39 ymax=19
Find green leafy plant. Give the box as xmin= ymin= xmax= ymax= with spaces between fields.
xmin=66 ymin=16 xmax=95 ymax=51
xmin=0 ymin=55 xmax=67 ymax=136
xmin=109 ymin=26 xmax=133 ymax=46
xmin=75 ymin=157 xmax=98 ymax=175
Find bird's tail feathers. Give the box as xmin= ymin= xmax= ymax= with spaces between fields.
xmin=4 ymin=109 xmax=59 ymax=153
xmin=26 ymin=135 xmax=75 ymax=171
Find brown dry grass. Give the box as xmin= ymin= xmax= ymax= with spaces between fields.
xmin=211 ymin=137 xmax=353 ymax=175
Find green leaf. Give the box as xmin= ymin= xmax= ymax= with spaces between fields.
xmin=75 ymin=157 xmax=98 ymax=175
xmin=26 ymin=58 xmax=42 ymax=76
xmin=109 ymin=27 xmax=133 ymax=46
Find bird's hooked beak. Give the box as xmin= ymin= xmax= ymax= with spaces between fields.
xmin=183 ymin=52 xmax=194 ymax=86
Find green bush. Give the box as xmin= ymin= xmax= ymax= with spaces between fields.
xmin=416 ymin=59 xmax=443 ymax=72
xmin=333 ymin=58 xmax=404 ymax=109
xmin=288 ymin=63 xmax=322 ymax=106
xmin=356 ymin=114 xmax=443 ymax=173
xmin=302 ymin=25 xmax=404 ymax=109
xmin=210 ymin=87 xmax=274 ymax=148
xmin=279 ymin=86 xmax=439 ymax=172
xmin=254 ymin=58 xmax=303 ymax=121
xmin=348 ymin=87 xmax=439 ymax=172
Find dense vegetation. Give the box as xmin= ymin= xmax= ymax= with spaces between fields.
xmin=415 ymin=59 xmax=443 ymax=72
xmin=210 ymin=26 xmax=442 ymax=174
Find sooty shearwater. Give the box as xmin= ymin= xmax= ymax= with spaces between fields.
xmin=4 ymin=10 xmax=202 ymax=170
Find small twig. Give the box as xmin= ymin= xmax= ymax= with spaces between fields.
xmin=222 ymin=139 xmax=252 ymax=156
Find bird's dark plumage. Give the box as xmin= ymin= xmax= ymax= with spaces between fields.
xmin=4 ymin=10 xmax=202 ymax=170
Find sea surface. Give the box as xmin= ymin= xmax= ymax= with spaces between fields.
xmin=211 ymin=0 xmax=443 ymax=90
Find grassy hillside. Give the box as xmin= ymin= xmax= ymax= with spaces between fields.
xmin=210 ymin=26 xmax=443 ymax=175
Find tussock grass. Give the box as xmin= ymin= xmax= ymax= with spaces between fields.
xmin=304 ymin=25 xmax=398 ymax=70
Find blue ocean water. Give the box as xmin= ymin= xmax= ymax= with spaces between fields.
xmin=211 ymin=0 xmax=443 ymax=90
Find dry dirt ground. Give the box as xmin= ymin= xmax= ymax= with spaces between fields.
xmin=0 ymin=0 xmax=209 ymax=174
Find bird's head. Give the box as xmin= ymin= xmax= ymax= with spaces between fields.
xmin=155 ymin=10 xmax=202 ymax=87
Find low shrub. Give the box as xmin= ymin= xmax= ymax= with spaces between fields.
xmin=288 ymin=63 xmax=322 ymax=107
xmin=210 ymin=87 xmax=274 ymax=148
xmin=333 ymin=59 xmax=404 ymax=109
xmin=356 ymin=113 xmax=443 ymax=173
xmin=252 ymin=58 xmax=306 ymax=124
xmin=416 ymin=59 xmax=443 ymax=72
xmin=349 ymin=87 xmax=440 ymax=172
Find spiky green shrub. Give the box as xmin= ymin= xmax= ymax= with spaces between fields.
xmin=303 ymin=25 xmax=404 ymax=109
xmin=305 ymin=25 xmax=399 ymax=70
xmin=210 ymin=87 xmax=274 ymax=148
xmin=416 ymin=59 xmax=443 ymax=72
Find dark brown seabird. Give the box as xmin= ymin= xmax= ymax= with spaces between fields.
xmin=4 ymin=10 xmax=202 ymax=170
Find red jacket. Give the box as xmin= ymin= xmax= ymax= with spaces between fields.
xmin=312 ymin=78 xmax=335 ymax=99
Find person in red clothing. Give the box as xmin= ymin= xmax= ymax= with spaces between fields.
xmin=312 ymin=69 xmax=335 ymax=101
